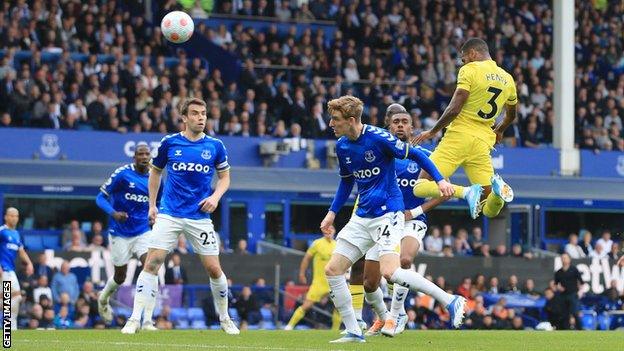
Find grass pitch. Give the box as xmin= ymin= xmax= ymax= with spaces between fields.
xmin=12 ymin=329 xmax=621 ymax=351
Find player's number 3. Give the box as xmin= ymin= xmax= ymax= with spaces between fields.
xmin=200 ymin=231 xmax=217 ymax=246
xmin=478 ymin=86 xmax=503 ymax=119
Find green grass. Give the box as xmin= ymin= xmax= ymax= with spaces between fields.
xmin=11 ymin=329 xmax=622 ymax=351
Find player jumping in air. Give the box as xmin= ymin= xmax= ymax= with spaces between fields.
xmin=122 ymin=98 xmax=239 ymax=335
xmin=96 ymin=143 xmax=157 ymax=329
xmin=413 ymin=38 xmax=518 ymax=219
xmin=284 ymin=226 xmax=341 ymax=330
xmin=0 ymin=207 xmax=34 ymax=330
xmin=320 ymin=95 xmax=460 ymax=343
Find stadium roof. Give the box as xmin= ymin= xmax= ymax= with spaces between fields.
xmin=0 ymin=159 xmax=623 ymax=201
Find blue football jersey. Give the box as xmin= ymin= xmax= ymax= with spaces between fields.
xmin=395 ymin=146 xmax=431 ymax=223
xmin=0 ymin=225 xmax=22 ymax=272
xmin=336 ymin=125 xmax=407 ymax=218
xmin=152 ymin=133 xmax=230 ymax=220
xmin=100 ymin=164 xmax=151 ymax=237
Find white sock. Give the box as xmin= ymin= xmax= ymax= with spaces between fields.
xmin=327 ymin=275 xmax=361 ymax=336
xmin=142 ymin=286 xmax=158 ymax=325
xmin=11 ymin=296 xmax=21 ymax=330
xmin=210 ymin=273 xmax=230 ymax=321
xmin=390 ymin=284 xmax=409 ymax=319
xmin=354 ymin=307 xmax=363 ymax=321
xmin=390 ymin=268 xmax=454 ymax=306
xmin=100 ymin=278 xmax=120 ymax=302
xmin=365 ymin=287 xmax=387 ymax=321
xmin=130 ymin=270 xmax=158 ymax=322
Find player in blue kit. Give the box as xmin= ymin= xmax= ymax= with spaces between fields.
xmin=122 ymin=98 xmax=239 ymax=335
xmin=320 ymin=96 xmax=457 ymax=343
xmin=379 ymin=106 xmax=470 ymax=336
xmin=96 ymin=143 xmax=156 ymax=328
xmin=1 ymin=207 xmax=34 ymax=330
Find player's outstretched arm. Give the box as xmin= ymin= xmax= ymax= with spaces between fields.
xmin=200 ymin=169 xmax=231 ymax=213
xmin=413 ymin=88 xmax=470 ymax=144
xmin=493 ymin=103 xmax=518 ymax=144
xmin=405 ymin=196 xmax=449 ymax=221
xmin=148 ymin=166 xmax=163 ymax=223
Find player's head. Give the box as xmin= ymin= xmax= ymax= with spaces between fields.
xmin=179 ymin=98 xmax=207 ymax=134
xmin=4 ymin=207 xmax=19 ymax=228
xmin=387 ymin=112 xmax=413 ymax=142
xmin=327 ymin=95 xmax=363 ymax=138
xmin=460 ymin=38 xmax=490 ymax=64
xmin=134 ymin=143 xmax=151 ymax=168
xmin=384 ymin=103 xmax=407 ymax=127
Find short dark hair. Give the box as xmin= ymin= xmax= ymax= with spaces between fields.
xmin=461 ymin=38 xmax=489 ymax=54
xmin=179 ymin=98 xmax=207 ymax=116
xmin=384 ymin=103 xmax=407 ymax=127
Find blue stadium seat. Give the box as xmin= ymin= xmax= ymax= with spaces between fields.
xmin=187 ymin=307 xmax=205 ymax=322
xmin=261 ymin=321 xmax=276 ymax=330
xmin=170 ymin=308 xmax=187 ymax=322
xmin=597 ymin=313 xmax=612 ymax=330
xmin=209 ymin=324 xmax=221 ymax=330
xmin=115 ymin=307 xmax=132 ymax=318
xmin=191 ymin=320 xmax=207 ymax=329
xmin=260 ymin=307 xmax=273 ymax=321
xmin=176 ymin=320 xmax=190 ymax=329
xmin=23 ymin=235 xmax=43 ymax=251
xmin=228 ymin=308 xmax=239 ymax=321
xmin=580 ymin=310 xmax=597 ymax=330
xmin=42 ymin=235 xmax=60 ymax=249
xmin=247 ymin=324 xmax=260 ymax=330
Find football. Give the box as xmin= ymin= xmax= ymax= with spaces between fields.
xmin=161 ymin=11 xmax=194 ymax=44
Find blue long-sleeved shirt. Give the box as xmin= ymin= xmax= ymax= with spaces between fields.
xmin=51 ymin=272 xmax=79 ymax=304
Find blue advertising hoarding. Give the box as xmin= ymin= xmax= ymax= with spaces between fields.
xmin=581 ymin=150 xmax=624 ymax=178
xmin=0 ymin=128 xmax=563 ymax=176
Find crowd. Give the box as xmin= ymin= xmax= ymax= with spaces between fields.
xmin=0 ymin=1 xmax=621 ymax=150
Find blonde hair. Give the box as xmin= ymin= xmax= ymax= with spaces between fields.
xmin=179 ymin=98 xmax=207 ymax=116
xmin=327 ymin=95 xmax=364 ymax=121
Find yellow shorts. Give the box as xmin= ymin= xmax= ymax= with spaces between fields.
xmin=306 ymin=282 xmax=330 ymax=302
xmin=429 ymin=131 xmax=494 ymax=186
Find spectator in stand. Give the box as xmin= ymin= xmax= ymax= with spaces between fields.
xmin=473 ymin=274 xmax=487 ymax=293
xmin=79 ymin=281 xmax=99 ymax=318
xmin=544 ymin=287 xmax=563 ymax=330
xmin=165 ymin=253 xmax=187 ymax=285
xmin=596 ymin=230 xmax=614 ymax=254
xmin=590 ymin=243 xmax=608 ymax=259
xmin=504 ymin=275 xmax=521 ymax=295
xmin=33 ymin=275 xmax=53 ymax=304
xmin=51 ymin=261 xmax=79 ymax=304
xmin=61 ymin=220 xmax=86 ymax=249
xmin=441 ymin=224 xmax=454 ymax=247
xmin=608 ymin=243 xmax=620 ymax=261
xmin=579 ymin=231 xmax=594 ymax=256
xmin=488 ymin=277 xmax=500 ymax=294
xmin=441 ymin=245 xmax=454 ymax=258
xmin=235 ymin=239 xmax=250 ymax=255
xmin=523 ymin=279 xmax=541 ymax=298
xmin=493 ymin=245 xmax=507 ymax=257
xmin=511 ymin=244 xmax=533 ymax=259
xmin=64 ymin=228 xmax=88 ymax=252
xmin=424 ymin=226 xmax=443 ymax=254
xmin=456 ymin=277 xmax=472 ymax=300
xmin=235 ymin=286 xmax=260 ymax=330
xmin=453 ymin=228 xmax=472 ymax=256
xmin=564 ymin=233 xmax=586 ymax=258
xmin=469 ymin=227 xmax=484 ymax=253
xmin=554 ymin=253 xmax=583 ymax=330
xmin=33 ymin=253 xmax=53 ymax=281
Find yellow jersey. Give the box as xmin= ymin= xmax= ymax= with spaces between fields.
xmin=447 ymin=59 xmax=517 ymax=145
xmin=307 ymin=237 xmax=336 ymax=285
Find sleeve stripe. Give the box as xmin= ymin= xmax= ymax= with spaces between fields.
xmin=217 ymin=166 xmax=231 ymax=173
xmin=150 ymin=163 xmax=163 ymax=171
xmin=216 ymin=161 xmax=230 ymax=169
xmin=340 ymin=174 xmax=353 ymax=178
xmin=99 ymin=187 xmax=109 ymax=196
xmin=403 ymin=146 xmax=409 ymax=159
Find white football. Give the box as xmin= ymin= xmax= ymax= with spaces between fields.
xmin=161 ymin=11 xmax=194 ymax=44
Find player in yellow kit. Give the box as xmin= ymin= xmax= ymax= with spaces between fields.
xmin=285 ymin=226 xmax=341 ymax=330
xmin=414 ymin=38 xmax=518 ymax=219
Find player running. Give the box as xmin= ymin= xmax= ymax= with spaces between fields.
xmin=122 ymin=98 xmax=239 ymax=335
xmin=96 ymin=143 xmax=156 ymax=328
xmin=320 ymin=95 xmax=458 ymax=343
xmin=0 ymin=207 xmax=34 ymax=330
xmin=284 ymin=226 xmax=341 ymax=330
xmin=413 ymin=38 xmax=518 ymax=219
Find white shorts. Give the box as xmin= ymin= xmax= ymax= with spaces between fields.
xmin=365 ymin=219 xmax=428 ymax=261
xmin=1 ymin=271 xmax=20 ymax=292
xmin=335 ymin=211 xmax=404 ymax=263
xmin=109 ymin=232 xmax=150 ymax=266
xmin=149 ymin=214 xmax=220 ymax=256
xmin=403 ymin=220 xmax=427 ymax=247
